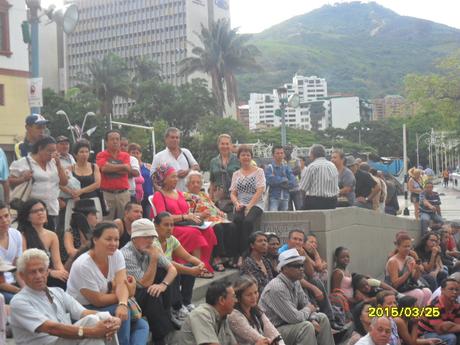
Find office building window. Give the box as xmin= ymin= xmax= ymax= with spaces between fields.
xmin=0 ymin=0 xmax=12 ymax=56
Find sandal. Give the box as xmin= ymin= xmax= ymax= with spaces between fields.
xmin=198 ymin=270 xmax=214 ymax=279
xmin=212 ymin=258 xmax=226 ymax=272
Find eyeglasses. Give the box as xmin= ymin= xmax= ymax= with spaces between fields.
xmin=285 ymin=263 xmax=304 ymax=269
xmin=30 ymin=207 xmax=46 ymax=214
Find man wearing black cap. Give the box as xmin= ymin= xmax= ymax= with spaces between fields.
xmin=14 ymin=114 xmax=49 ymax=159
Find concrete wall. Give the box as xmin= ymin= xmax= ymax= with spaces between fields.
xmin=260 ymin=207 xmax=420 ymax=278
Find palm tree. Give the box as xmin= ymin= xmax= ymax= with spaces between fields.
xmin=179 ymin=19 xmax=261 ymax=117
xmin=78 ymin=53 xmax=131 ymax=128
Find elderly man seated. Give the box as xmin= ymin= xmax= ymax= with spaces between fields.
xmin=10 ymin=248 xmax=121 ymax=345
xmin=259 ymin=248 xmax=335 ymax=345
xmin=355 ymin=317 xmax=392 ymax=345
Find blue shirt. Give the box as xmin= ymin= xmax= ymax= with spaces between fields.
xmin=141 ymin=163 xmax=153 ymax=200
xmin=278 ymin=243 xmax=289 ymax=254
xmin=0 ymin=148 xmax=8 ymax=181
xmin=264 ymin=161 xmax=296 ymax=200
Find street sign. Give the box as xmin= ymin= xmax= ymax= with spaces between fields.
xmin=28 ymin=78 xmax=43 ymax=107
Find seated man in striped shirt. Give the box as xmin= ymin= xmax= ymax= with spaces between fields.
xmin=299 ymin=144 xmax=339 ymax=210
xmin=418 ymin=278 xmax=460 ymax=345
xmin=259 ymin=248 xmax=335 ymax=345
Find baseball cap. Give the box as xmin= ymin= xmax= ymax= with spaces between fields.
xmin=25 ymin=113 xmax=49 ymax=126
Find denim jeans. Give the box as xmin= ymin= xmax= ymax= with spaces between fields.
xmin=420 ymin=212 xmax=444 ymax=235
xmin=0 ymin=291 xmax=15 ymax=304
xmin=422 ymin=332 xmax=457 ymax=345
xmin=86 ymin=303 xmax=149 ymax=345
xmin=268 ymin=198 xmax=289 ymax=211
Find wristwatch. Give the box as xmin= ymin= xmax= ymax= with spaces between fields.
xmin=78 ymin=326 xmax=84 ymax=338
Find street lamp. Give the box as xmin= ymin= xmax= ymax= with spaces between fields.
xmin=25 ymin=0 xmax=79 ymax=114
xmin=81 ymin=112 xmax=96 ymax=139
xmin=415 ymin=131 xmax=432 ymax=168
xmin=56 ymin=110 xmax=76 ymax=142
xmin=276 ymin=87 xmax=288 ymax=146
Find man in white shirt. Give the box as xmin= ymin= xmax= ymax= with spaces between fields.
xmin=120 ymin=137 xmax=141 ymax=201
xmin=151 ymin=127 xmax=199 ymax=192
xmin=0 ymin=202 xmax=23 ymax=303
xmin=10 ymin=248 xmax=121 ymax=345
xmin=356 ymin=317 xmax=392 ymax=345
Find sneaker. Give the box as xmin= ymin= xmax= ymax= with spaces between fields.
xmin=185 ymin=304 xmax=196 ymax=312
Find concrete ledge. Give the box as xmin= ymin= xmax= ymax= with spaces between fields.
xmin=260 ymin=207 xmax=420 ymax=278
xmin=191 ymin=269 xmax=239 ymax=303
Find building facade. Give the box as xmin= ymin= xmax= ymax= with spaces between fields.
xmin=0 ymin=0 xmax=29 ymax=150
xmin=66 ymin=0 xmax=230 ymax=117
xmin=248 ymin=75 xmax=328 ymax=130
xmin=371 ymin=95 xmax=407 ymax=120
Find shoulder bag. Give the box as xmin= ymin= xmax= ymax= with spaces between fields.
xmin=10 ymin=157 xmax=34 ymax=210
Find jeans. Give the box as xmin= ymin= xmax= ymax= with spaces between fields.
xmin=86 ymin=303 xmax=149 ymax=345
xmin=422 ymin=332 xmax=457 ymax=345
xmin=0 ymin=291 xmax=15 ymax=304
xmin=171 ymin=273 xmax=196 ymax=309
xmin=420 ymin=212 xmax=444 ymax=235
xmin=288 ymin=190 xmax=304 ymax=210
xmin=268 ymin=198 xmax=289 ymax=211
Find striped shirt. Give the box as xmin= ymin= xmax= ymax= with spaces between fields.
xmin=121 ymin=241 xmax=172 ymax=284
xmin=418 ymin=295 xmax=460 ymax=334
xmin=299 ymin=157 xmax=339 ymax=198
xmin=258 ymin=272 xmax=317 ymax=327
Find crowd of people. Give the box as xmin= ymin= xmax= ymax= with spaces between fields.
xmin=0 ymin=114 xmax=458 ymax=345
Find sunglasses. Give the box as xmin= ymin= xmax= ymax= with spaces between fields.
xmin=286 ymin=263 xmax=304 ymax=269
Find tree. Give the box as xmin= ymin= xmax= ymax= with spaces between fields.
xmin=179 ymin=18 xmax=261 ymax=117
xmin=129 ymin=79 xmax=217 ymax=137
xmin=77 ymin=53 xmax=131 ymax=129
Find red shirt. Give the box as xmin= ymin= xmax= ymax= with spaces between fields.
xmin=96 ymin=150 xmax=130 ymax=190
xmin=447 ymin=234 xmax=456 ymax=251
xmin=418 ymin=294 xmax=460 ymax=334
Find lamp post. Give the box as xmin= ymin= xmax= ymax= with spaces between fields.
xmin=25 ymin=0 xmax=79 ymax=114
xmin=403 ymin=124 xmax=410 ymax=216
xmin=80 ymin=111 xmax=95 ymax=138
xmin=276 ymin=87 xmax=288 ymax=146
xmin=56 ymin=110 xmax=76 ymax=142
xmin=415 ymin=131 xmax=432 ymax=168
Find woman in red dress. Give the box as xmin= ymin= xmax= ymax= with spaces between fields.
xmin=151 ymin=163 xmax=216 ymax=277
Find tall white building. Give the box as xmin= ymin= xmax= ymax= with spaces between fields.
xmin=248 ymin=75 xmax=328 ymax=130
xmin=65 ymin=0 xmax=230 ymax=116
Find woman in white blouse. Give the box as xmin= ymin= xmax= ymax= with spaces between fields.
xmin=66 ymin=222 xmax=148 ymax=345
xmin=9 ymin=136 xmax=68 ymax=230
xmin=229 ymin=275 xmax=285 ymax=345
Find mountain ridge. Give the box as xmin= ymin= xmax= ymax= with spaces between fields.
xmin=236 ymin=1 xmax=460 ymax=100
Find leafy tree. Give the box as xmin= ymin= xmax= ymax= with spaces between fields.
xmin=129 ymin=79 xmax=217 ymax=137
xmin=77 ymin=53 xmax=131 ymax=129
xmin=179 ymin=19 xmax=261 ymax=117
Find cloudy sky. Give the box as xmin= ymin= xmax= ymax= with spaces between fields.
xmin=230 ymin=0 xmax=460 ymax=33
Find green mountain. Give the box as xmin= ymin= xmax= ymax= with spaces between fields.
xmin=237 ymin=1 xmax=460 ymax=99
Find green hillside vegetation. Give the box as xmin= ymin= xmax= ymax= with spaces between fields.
xmin=237 ymin=1 xmax=460 ymax=99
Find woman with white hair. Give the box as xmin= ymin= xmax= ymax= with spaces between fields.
xmin=184 ymin=171 xmax=238 ymax=271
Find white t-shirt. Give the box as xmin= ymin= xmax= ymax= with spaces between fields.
xmin=9 ymin=155 xmax=60 ymax=216
xmin=66 ymin=250 xmax=126 ymax=305
xmin=128 ymin=156 xmax=140 ymax=194
xmin=0 ymin=228 xmax=22 ymax=284
xmin=151 ymin=147 xmax=198 ymax=192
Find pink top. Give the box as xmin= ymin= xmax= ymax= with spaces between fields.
xmin=134 ymin=175 xmax=144 ymax=202
xmin=335 ymin=269 xmax=354 ymax=299
xmin=152 ymin=190 xmax=190 ymax=216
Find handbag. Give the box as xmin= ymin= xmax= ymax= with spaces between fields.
xmin=10 ymin=157 xmax=34 ymax=210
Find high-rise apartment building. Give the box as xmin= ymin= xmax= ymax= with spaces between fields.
xmin=248 ymin=75 xmax=328 ymax=130
xmin=66 ymin=0 xmax=230 ymax=116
